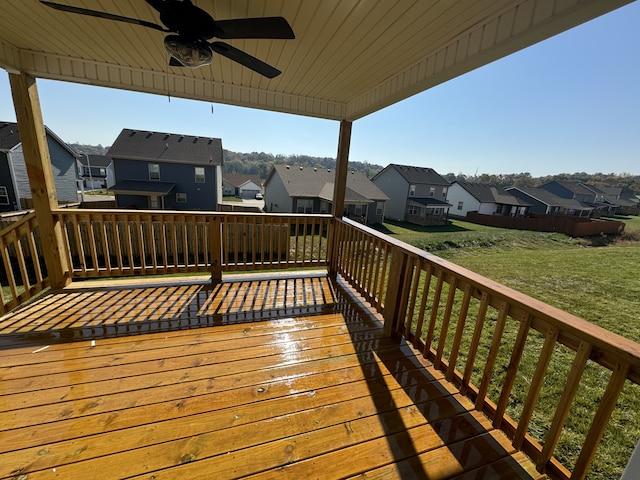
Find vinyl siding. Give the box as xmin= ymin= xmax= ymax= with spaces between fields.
xmin=113 ymin=159 xmax=219 ymax=211
xmin=371 ymin=168 xmax=409 ymax=221
xmin=264 ymin=173 xmax=293 ymax=213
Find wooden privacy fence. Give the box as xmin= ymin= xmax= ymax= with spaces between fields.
xmin=0 ymin=211 xmax=48 ymax=315
xmin=53 ymin=210 xmax=331 ymax=279
xmin=333 ymin=217 xmax=640 ymax=480
xmin=466 ymin=211 xmax=625 ymax=237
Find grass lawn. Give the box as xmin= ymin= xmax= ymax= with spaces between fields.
xmin=374 ymin=217 xmax=640 ymax=479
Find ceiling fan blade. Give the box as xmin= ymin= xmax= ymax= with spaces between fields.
xmin=214 ymin=17 xmax=295 ymax=39
xmin=168 ymin=56 xmax=185 ymax=67
xmin=210 ymin=42 xmax=281 ymax=78
xmin=40 ymin=1 xmax=169 ymax=33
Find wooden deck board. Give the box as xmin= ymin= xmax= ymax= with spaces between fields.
xmin=0 ymin=274 xmax=542 ymax=479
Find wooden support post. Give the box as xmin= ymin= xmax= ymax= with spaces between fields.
xmin=329 ymin=120 xmax=352 ymax=275
xmin=9 ymin=72 xmax=70 ymax=288
xmin=332 ymin=120 xmax=352 ymax=219
xmin=382 ymin=247 xmax=409 ymax=337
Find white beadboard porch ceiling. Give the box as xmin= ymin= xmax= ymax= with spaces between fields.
xmin=0 ymin=0 xmax=634 ymax=121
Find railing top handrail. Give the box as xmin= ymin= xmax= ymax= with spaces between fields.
xmin=0 ymin=210 xmax=37 ymax=237
xmin=337 ymin=217 xmax=640 ymax=376
xmin=53 ymin=209 xmax=333 ymax=220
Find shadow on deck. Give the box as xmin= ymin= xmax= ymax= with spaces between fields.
xmin=0 ymin=272 xmax=542 ymax=479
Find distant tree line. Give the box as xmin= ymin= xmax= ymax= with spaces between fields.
xmin=221 ymin=150 xmax=383 ymax=179
xmin=443 ymin=172 xmax=640 ymax=193
xmin=70 ymin=143 xmax=110 ymax=156
xmin=70 ymin=143 xmax=638 ymax=192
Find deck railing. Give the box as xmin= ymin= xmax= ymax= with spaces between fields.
xmin=0 ymin=211 xmax=48 ymax=315
xmin=2 ymin=210 xmax=639 ymax=478
xmin=54 ymin=210 xmax=331 ymax=279
xmin=333 ymin=217 xmax=640 ymax=480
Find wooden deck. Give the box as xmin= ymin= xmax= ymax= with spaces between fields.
xmin=0 ymin=273 xmax=543 ymax=479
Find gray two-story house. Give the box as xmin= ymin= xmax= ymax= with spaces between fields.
xmin=371 ymin=164 xmax=451 ymax=226
xmin=1 ymin=121 xmax=79 ymax=212
xmin=108 ymin=129 xmax=223 ymax=211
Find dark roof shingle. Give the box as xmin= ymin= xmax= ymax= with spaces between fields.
xmin=374 ymin=164 xmax=450 ymax=186
xmin=107 ymin=128 xmax=223 ymax=166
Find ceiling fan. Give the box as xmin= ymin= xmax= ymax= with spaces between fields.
xmin=40 ymin=0 xmax=295 ymax=78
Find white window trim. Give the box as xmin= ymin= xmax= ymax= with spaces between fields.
xmin=149 ymin=163 xmax=160 ymax=181
xmin=195 ymin=166 xmax=206 ymax=183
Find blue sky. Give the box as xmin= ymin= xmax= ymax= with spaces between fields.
xmin=1 ymin=2 xmax=638 ymax=177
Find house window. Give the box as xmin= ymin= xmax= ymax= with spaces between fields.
xmin=442 ymin=187 xmax=448 ymax=198
xmin=296 ymin=199 xmax=313 ymax=213
xmin=355 ymin=204 xmax=362 ymax=216
xmin=176 ymin=192 xmax=187 ymax=203
xmin=409 ymin=184 xmax=416 ymax=197
xmin=320 ymin=201 xmax=329 ymax=213
xmin=149 ymin=195 xmax=160 ymax=209
xmin=195 ymin=167 xmax=205 ymax=183
xmin=429 ymin=186 xmax=435 ymax=197
xmin=0 ymin=186 xmax=9 ymax=205
xmin=83 ymin=166 xmax=91 ymax=176
xmin=457 ymin=201 xmax=464 ymax=210
xmin=407 ymin=205 xmax=422 ymax=216
xmin=99 ymin=168 xmax=106 ymax=176
xmin=149 ymin=163 xmax=160 ymax=181
xmin=376 ymin=202 xmax=384 ymax=215
xmin=433 ymin=208 xmax=441 ymax=215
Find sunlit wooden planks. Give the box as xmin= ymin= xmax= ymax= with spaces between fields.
xmin=0 ymin=274 xmax=540 ymax=479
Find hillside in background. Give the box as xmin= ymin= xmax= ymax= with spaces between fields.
xmin=443 ymin=171 xmax=640 ymax=192
xmin=70 ymin=143 xmax=639 ymax=191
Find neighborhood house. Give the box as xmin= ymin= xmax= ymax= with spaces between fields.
xmin=447 ymin=180 xmax=530 ymax=218
xmin=77 ymin=154 xmax=115 ymax=190
xmin=0 ymin=121 xmax=79 ymax=211
xmin=108 ymin=129 xmax=223 ymax=211
xmin=263 ymin=164 xmax=388 ymax=225
xmin=222 ymin=173 xmax=263 ymax=199
xmin=372 ymin=164 xmax=451 ymax=226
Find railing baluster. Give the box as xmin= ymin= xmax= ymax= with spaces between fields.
xmin=70 ymin=213 xmax=86 ymax=275
xmin=412 ymin=262 xmax=432 ymax=350
xmin=514 ymin=325 xmax=560 ymax=450
xmin=572 ymin=361 xmax=630 ymax=479
xmin=434 ymin=275 xmax=458 ymax=369
xmin=494 ymin=313 xmax=532 ymax=428
xmin=476 ymin=300 xmax=509 ymax=411
xmin=113 ymin=215 xmax=124 ymax=274
xmin=538 ymin=341 xmax=592 ymax=472
xmin=424 ymin=270 xmax=445 ymax=357
xmin=446 ymin=282 xmax=472 ymax=382
xmin=461 ymin=291 xmax=490 ymax=396
xmin=0 ymin=234 xmax=19 ymax=301
xmin=26 ymin=219 xmax=44 ymax=285
xmin=404 ymin=259 xmax=422 ymax=340
xmin=12 ymin=228 xmax=31 ymax=293
xmin=97 ymin=213 xmax=111 ymax=275
xmin=86 ymin=214 xmax=99 ymax=274
xmin=123 ymin=215 xmax=135 ymax=273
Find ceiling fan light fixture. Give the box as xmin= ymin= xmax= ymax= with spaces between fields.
xmin=164 ymin=35 xmax=212 ymax=68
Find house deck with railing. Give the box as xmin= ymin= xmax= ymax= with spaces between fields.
xmin=2 ymin=210 xmax=640 ymax=479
